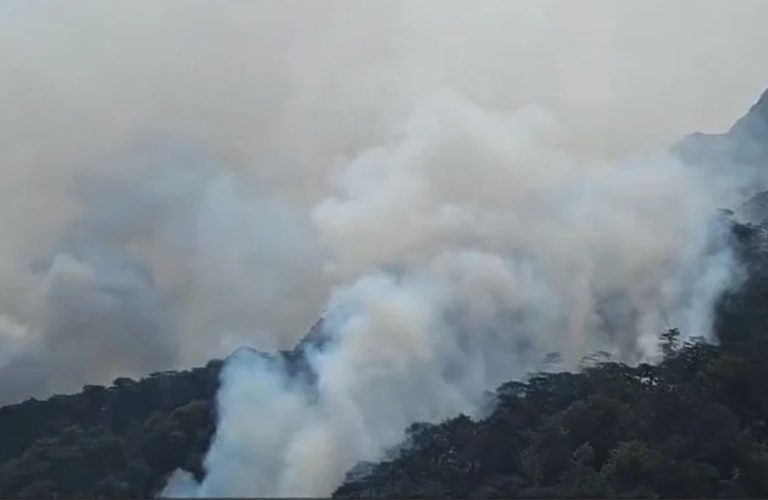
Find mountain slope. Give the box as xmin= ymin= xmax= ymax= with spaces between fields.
xmin=0 ymin=361 xmax=221 ymax=497
xmin=675 ymin=88 xmax=768 ymax=171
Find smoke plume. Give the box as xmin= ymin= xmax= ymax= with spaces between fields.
xmin=163 ymin=88 xmax=746 ymax=497
xmin=1 ymin=0 xmax=768 ymax=495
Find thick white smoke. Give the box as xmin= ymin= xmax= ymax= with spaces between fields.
xmin=1 ymin=0 xmax=768 ymax=494
xmin=164 ymin=86 xmax=745 ymax=497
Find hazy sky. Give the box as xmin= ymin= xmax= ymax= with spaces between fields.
xmin=1 ymin=0 xmax=767 ymax=404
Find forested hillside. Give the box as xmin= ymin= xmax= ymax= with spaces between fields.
xmin=0 ymin=361 xmax=221 ymax=497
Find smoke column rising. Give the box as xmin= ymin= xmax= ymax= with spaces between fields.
xmin=164 ymin=87 xmax=746 ymax=497
xmin=1 ymin=0 xmax=768 ymax=494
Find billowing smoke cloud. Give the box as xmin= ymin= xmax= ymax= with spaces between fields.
xmin=1 ymin=0 xmax=768 ymax=493
xmin=164 ymin=87 xmax=745 ymax=497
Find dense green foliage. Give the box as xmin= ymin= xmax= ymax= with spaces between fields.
xmin=0 ymin=361 xmax=221 ymax=498
xmin=333 ymin=222 xmax=768 ymax=499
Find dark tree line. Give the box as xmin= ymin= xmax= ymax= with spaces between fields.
xmin=334 ymin=330 xmax=768 ymax=498
xmin=0 ymin=360 xmax=221 ymax=498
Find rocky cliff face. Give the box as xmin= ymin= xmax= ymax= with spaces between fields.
xmin=675 ymin=88 xmax=768 ymax=170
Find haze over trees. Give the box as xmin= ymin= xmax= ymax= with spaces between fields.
xmin=3 ymin=215 xmax=768 ymax=498
xmin=1 ymin=4 xmax=768 ymax=498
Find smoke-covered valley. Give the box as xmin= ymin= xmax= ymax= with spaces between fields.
xmin=2 ymin=1 xmax=768 ymax=497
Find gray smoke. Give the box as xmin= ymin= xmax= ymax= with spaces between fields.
xmin=1 ymin=0 xmax=767 ymax=494
xmin=164 ymin=88 xmax=746 ymax=497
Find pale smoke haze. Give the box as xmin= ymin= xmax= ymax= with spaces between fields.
xmin=0 ymin=1 xmax=767 ymax=495
xmin=164 ymin=88 xmax=742 ymax=497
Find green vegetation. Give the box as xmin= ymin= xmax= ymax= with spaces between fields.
xmin=0 ymin=361 xmax=221 ymax=498
xmin=334 ymin=330 xmax=768 ymax=498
